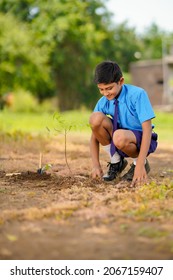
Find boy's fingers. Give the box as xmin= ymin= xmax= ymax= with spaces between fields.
xmin=130 ymin=176 xmax=149 ymax=188
xmin=130 ymin=178 xmax=137 ymax=188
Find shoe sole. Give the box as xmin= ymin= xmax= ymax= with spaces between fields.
xmin=103 ymin=159 xmax=128 ymax=181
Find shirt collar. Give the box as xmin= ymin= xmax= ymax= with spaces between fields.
xmin=116 ymin=85 xmax=126 ymax=103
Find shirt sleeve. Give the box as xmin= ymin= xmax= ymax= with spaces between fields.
xmin=93 ymin=102 xmax=100 ymax=112
xmin=135 ymin=89 xmax=155 ymax=124
xmin=93 ymin=97 xmax=105 ymax=113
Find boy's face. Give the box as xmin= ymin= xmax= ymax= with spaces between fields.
xmin=97 ymin=77 xmax=124 ymax=100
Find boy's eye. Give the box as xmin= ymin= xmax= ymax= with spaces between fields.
xmin=99 ymin=87 xmax=112 ymax=91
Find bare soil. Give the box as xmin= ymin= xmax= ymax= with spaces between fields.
xmin=0 ymin=134 xmax=173 ymax=260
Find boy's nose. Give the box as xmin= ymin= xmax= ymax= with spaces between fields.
xmin=103 ymin=90 xmax=109 ymax=96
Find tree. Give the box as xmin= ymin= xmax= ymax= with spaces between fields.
xmin=110 ymin=21 xmax=142 ymax=72
xmin=0 ymin=12 xmax=53 ymax=99
xmin=1 ymin=1 xmax=172 ymax=110
xmin=139 ymin=23 xmax=164 ymax=60
xmin=1 ymin=0 xmax=116 ymax=109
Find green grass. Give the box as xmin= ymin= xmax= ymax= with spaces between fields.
xmin=0 ymin=109 xmax=91 ymax=136
xmin=153 ymin=111 xmax=173 ymax=143
xmin=0 ymin=109 xmax=172 ymax=143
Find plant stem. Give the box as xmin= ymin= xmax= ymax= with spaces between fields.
xmin=39 ymin=152 xmax=42 ymax=169
xmin=64 ymin=129 xmax=72 ymax=173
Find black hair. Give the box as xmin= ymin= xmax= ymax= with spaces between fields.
xmin=94 ymin=61 xmax=123 ymax=84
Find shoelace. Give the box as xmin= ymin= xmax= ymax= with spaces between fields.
xmin=107 ymin=162 xmax=118 ymax=174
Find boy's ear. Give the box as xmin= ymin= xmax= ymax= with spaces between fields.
xmin=119 ymin=77 xmax=124 ymax=84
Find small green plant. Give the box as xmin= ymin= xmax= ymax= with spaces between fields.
xmin=50 ymin=112 xmax=89 ymax=173
xmin=50 ymin=112 xmax=78 ymax=173
xmin=37 ymin=152 xmax=52 ymax=174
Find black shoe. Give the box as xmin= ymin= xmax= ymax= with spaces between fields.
xmin=121 ymin=159 xmax=150 ymax=181
xmin=103 ymin=157 xmax=128 ymax=181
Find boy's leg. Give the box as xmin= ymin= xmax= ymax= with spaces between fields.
xmin=89 ymin=112 xmax=113 ymax=145
xmin=89 ymin=112 xmax=127 ymax=181
xmin=112 ymin=129 xmax=139 ymax=157
xmin=113 ymin=129 xmax=153 ymax=181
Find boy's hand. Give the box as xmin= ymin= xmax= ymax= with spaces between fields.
xmin=130 ymin=164 xmax=148 ymax=187
xmin=91 ymin=166 xmax=103 ymax=178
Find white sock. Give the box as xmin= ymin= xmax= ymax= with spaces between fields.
xmin=102 ymin=144 xmax=121 ymax=163
xmin=133 ymin=158 xmax=146 ymax=165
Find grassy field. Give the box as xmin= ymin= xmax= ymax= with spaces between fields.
xmin=0 ymin=109 xmax=173 ymax=143
xmin=0 ymin=109 xmax=91 ymax=136
xmin=153 ymin=111 xmax=173 ymax=143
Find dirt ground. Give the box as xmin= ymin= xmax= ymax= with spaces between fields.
xmin=0 ymin=133 xmax=173 ymax=260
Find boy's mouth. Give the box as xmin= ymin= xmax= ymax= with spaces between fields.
xmin=106 ymin=95 xmax=114 ymax=100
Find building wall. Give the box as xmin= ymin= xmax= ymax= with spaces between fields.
xmin=164 ymin=56 xmax=173 ymax=104
xmin=130 ymin=60 xmax=164 ymax=106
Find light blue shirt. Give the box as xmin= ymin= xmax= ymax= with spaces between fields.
xmin=94 ymin=84 xmax=155 ymax=131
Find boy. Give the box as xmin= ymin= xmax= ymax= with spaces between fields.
xmin=89 ymin=61 xmax=158 ymax=187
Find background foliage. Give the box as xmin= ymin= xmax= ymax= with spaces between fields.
xmin=0 ymin=0 xmax=173 ymax=111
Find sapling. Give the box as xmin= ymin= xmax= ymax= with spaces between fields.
xmin=47 ymin=112 xmax=88 ymax=174
xmin=37 ymin=152 xmax=52 ymax=174
xmin=52 ymin=112 xmax=75 ymax=173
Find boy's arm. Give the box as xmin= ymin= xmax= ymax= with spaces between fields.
xmin=131 ymin=119 xmax=152 ymax=187
xmin=90 ymin=132 xmax=103 ymax=178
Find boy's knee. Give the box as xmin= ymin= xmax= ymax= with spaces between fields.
xmin=89 ymin=112 xmax=105 ymax=128
xmin=113 ymin=130 xmax=127 ymax=149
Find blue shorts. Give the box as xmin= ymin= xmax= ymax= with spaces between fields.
xmin=117 ymin=129 xmax=158 ymax=158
